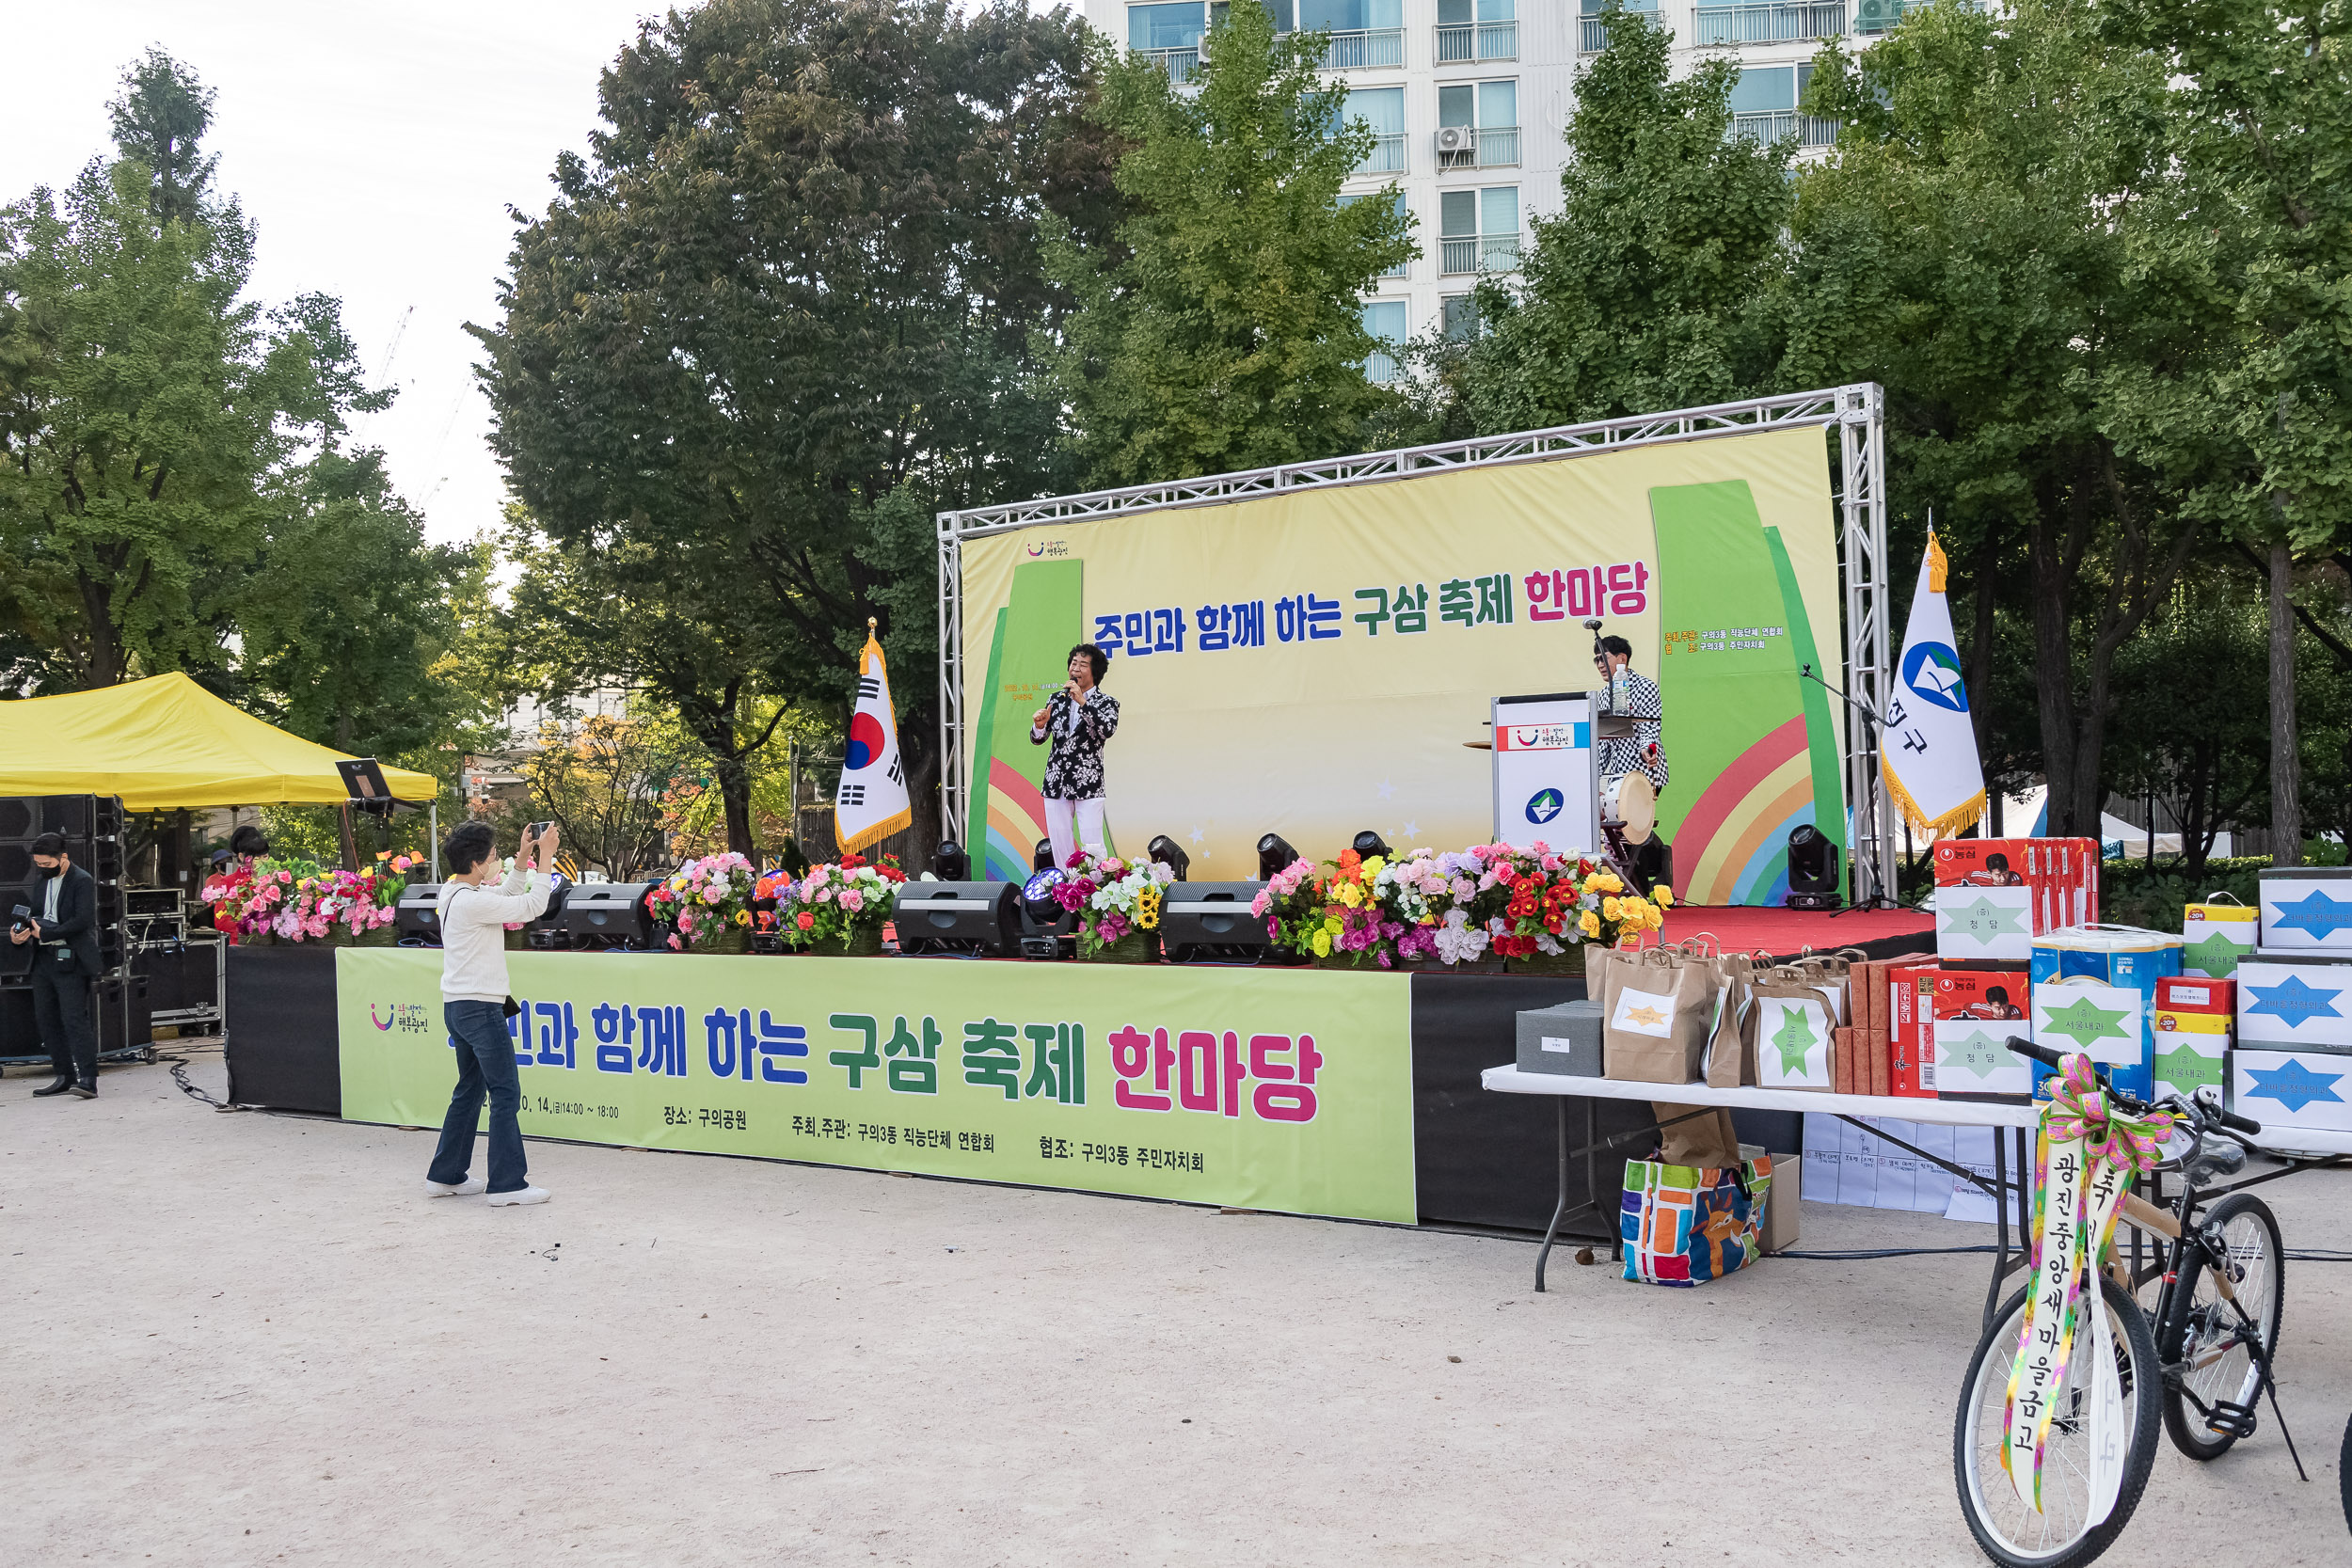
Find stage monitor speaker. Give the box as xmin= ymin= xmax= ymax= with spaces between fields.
xmin=395 ymin=881 xmax=446 ymax=944
xmin=526 ymin=876 xmax=574 ymax=949
xmin=1160 ymin=881 xmax=1270 ymax=963
xmin=896 ymin=881 xmax=1020 ymax=956
xmin=559 ymin=881 xmax=656 ymax=949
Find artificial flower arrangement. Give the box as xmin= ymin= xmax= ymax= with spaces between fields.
xmin=1251 ymin=841 xmax=1672 ymax=969
xmin=1042 ymin=853 xmax=1173 ymax=958
xmin=200 ymin=853 xmax=416 ymax=944
xmin=647 ymin=851 xmax=760 ymax=951
xmin=781 ymin=853 xmax=907 ymax=952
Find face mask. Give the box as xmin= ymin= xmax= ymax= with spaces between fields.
xmin=38 ymin=863 xmax=62 ymax=879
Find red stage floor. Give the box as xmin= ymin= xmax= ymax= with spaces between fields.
xmin=1652 ymin=903 xmax=1933 ymax=960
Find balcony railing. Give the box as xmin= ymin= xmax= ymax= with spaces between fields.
xmin=1358 ymin=133 xmax=1406 ymax=174
xmin=1434 ymin=20 xmax=1518 ymax=60
xmin=1439 ymin=232 xmax=1520 ymax=275
xmin=1580 ymin=7 xmax=1661 ymax=51
xmin=1729 ymin=110 xmax=1840 ymax=147
xmin=1438 ymin=125 xmax=1519 ymax=169
xmin=1311 ymin=28 xmax=1406 ymax=68
xmin=1365 ymin=346 xmax=1402 ymax=383
xmin=1140 ymin=46 xmax=1200 ymax=83
xmin=1694 ymin=1 xmax=1844 ymax=42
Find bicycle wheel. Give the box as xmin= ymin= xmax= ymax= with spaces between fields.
xmin=1954 ymin=1275 xmax=2161 ymax=1568
xmin=2160 ymin=1192 xmax=2283 ymax=1461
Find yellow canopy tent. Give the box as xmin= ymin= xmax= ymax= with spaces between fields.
xmin=0 ymin=672 xmax=439 ymax=808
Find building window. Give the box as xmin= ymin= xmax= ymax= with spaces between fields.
xmin=1131 ymin=3 xmax=1206 ymax=81
xmin=1730 ymin=64 xmax=1836 ymax=147
xmin=1436 ymin=0 xmax=1517 ymax=61
xmin=1297 ymin=0 xmax=1405 ymax=69
xmin=1342 ymin=87 xmax=1407 ymax=174
xmin=1340 ymin=188 xmax=1414 ymax=277
xmin=1695 ymin=1 xmax=1844 ymax=45
xmin=1438 ymin=185 xmax=1518 ymax=275
xmin=1440 ymin=293 xmax=1481 ymax=340
xmin=1438 ymin=79 xmax=1518 ymax=169
xmin=1579 ymin=0 xmax=1660 ymax=53
xmin=1362 ymin=299 xmax=1408 ymax=382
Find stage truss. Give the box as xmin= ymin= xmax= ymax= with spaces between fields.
xmin=936 ymin=383 xmax=1896 ymax=903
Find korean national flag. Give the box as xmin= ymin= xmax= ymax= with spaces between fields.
xmin=835 ymin=624 xmax=913 ymax=853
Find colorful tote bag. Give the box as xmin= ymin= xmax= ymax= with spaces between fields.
xmin=1620 ymin=1153 xmax=1773 ymax=1287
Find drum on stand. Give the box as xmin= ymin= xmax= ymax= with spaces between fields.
xmin=1599 ymin=771 xmax=1656 ymax=846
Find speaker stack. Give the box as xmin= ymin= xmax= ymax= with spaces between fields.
xmin=1 ymin=794 xmax=145 ymax=1065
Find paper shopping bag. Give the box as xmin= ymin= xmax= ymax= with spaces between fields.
xmin=1652 ymin=1103 xmax=1743 ymax=1167
xmin=1700 ymin=952 xmax=1761 ymax=1088
xmin=1601 ymin=949 xmax=1719 ymax=1085
xmin=1751 ymin=973 xmax=1836 ymax=1090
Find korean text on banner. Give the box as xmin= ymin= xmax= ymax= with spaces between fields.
xmin=1883 ymin=531 xmax=1985 ymax=837
xmin=836 ymin=623 xmax=912 ymax=853
xmin=337 ymin=950 xmax=1419 ymax=1225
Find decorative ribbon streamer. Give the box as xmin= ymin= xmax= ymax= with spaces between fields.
xmin=2000 ymin=1055 xmax=2175 ymax=1513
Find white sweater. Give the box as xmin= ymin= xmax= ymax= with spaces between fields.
xmin=438 ymin=866 xmax=551 ymax=1002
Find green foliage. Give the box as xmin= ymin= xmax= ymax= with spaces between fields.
xmin=1041 ymin=0 xmax=1415 ymax=486
xmin=476 ymin=0 xmax=1115 ymax=856
xmin=1455 ymin=5 xmax=1791 ymax=430
xmin=2098 ymin=857 xmax=2273 ymax=931
xmin=106 ymin=47 xmax=219 ymax=226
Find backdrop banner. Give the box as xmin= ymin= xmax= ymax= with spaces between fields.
xmin=337 ymin=950 xmax=1418 ymax=1224
xmin=959 ymin=427 xmax=1844 ymax=905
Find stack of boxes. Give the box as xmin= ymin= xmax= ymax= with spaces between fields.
xmin=2028 ymin=926 xmax=2182 ymax=1103
xmin=1931 ymin=838 xmax=2100 ymax=1102
xmin=2232 ymin=868 xmax=2352 ymax=1136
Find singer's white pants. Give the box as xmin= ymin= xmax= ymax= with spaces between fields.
xmin=1043 ymin=796 xmax=1107 ymax=869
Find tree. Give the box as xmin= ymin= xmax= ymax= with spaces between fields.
xmin=475 ymin=0 xmax=1116 ymax=861
xmin=1454 ymin=5 xmax=1791 ymax=432
xmin=500 ymin=715 xmax=699 ymax=881
xmin=107 ymin=47 xmax=220 ymax=225
xmin=1041 ymin=0 xmax=1414 ymax=485
xmin=1789 ymin=0 xmax=2199 ymax=837
xmin=2094 ymin=0 xmax=2352 ymax=867
xmin=2104 ymin=587 xmax=2275 ymax=875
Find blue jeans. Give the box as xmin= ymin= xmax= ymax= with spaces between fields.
xmin=427 ymin=1000 xmax=529 ymax=1194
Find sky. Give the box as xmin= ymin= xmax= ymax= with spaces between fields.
xmin=0 ymin=1 xmax=674 ymax=546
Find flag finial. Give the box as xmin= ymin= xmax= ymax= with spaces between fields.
xmin=866 ymin=616 xmax=877 ymax=631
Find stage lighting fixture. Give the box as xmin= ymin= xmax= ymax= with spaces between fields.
xmin=1351 ymin=830 xmax=1391 ymax=861
xmin=1033 ymin=837 xmax=1056 ymax=872
xmin=1784 ymin=825 xmax=1842 ymax=911
xmin=931 ymin=840 xmax=971 ymax=882
xmin=1017 ymin=867 xmax=1075 ymax=958
xmin=1145 ymin=834 xmax=1191 ymax=881
xmin=1257 ymin=833 xmax=1300 ymax=880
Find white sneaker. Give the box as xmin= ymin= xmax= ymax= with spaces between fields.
xmin=424 ymin=1176 xmax=486 ymax=1196
xmin=485 ymin=1185 xmax=551 ymax=1207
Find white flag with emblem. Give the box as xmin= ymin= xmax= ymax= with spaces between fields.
xmin=1883 ymin=531 xmax=1986 ymax=836
xmin=834 ymin=620 xmax=913 ymax=854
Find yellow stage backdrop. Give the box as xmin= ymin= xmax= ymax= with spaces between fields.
xmin=959 ymin=429 xmax=1846 ymax=905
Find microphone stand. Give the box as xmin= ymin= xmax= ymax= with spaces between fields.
xmin=1799 ymin=662 xmax=1908 ymax=914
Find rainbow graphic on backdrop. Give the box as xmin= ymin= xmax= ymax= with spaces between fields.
xmin=964 ymin=560 xmax=1100 ymax=880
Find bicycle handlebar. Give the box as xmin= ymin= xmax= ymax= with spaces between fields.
xmin=2005 ymin=1036 xmax=2066 ymax=1072
xmin=2007 ymin=1036 xmax=2266 ymax=1138
xmin=2208 ymin=1101 xmax=2264 ymax=1137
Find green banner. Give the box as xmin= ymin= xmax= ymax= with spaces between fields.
xmin=337 ymin=950 xmax=1417 ymax=1224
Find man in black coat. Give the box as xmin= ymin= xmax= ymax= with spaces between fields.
xmin=9 ymin=832 xmax=103 ymax=1098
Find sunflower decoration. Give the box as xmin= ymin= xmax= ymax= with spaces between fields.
xmin=1135 ymin=883 xmax=1163 ymax=931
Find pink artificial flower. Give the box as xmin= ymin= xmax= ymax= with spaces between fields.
xmin=667 ymin=934 xmax=683 ymax=950
xmin=816 ymin=888 xmax=833 ymax=903
xmin=702 ymin=887 xmax=723 ymax=905
xmin=840 ymin=889 xmax=865 ymax=912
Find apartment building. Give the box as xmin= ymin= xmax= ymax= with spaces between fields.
xmin=1082 ymin=0 xmax=1908 ymax=377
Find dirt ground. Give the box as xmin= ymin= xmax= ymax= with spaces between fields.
xmin=5 ymin=1047 xmax=2346 ymax=1567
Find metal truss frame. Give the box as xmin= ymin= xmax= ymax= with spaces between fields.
xmin=937 ymin=384 xmax=1893 ymax=897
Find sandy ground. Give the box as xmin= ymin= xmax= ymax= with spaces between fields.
xmin=4 ymin=1047 xmax=2346 ymax=1568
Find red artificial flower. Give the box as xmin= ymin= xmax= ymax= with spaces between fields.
xmin=795 ymin=911 xmax=815 ymax=930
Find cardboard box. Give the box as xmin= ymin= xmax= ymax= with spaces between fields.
xmin=1934 ymin=839 xmax=2099 ymax=967
xmin=1834 ymin=1025 xmax=1856 ymax=1094
xmin=1515 ymin=1000 xmax=1604 ymax=1076
xmin=2234 ymin=955 xmax=2352 ymax=1054
xmin=2232 ymin=1048 xmax=2352 ymax=1134
xmin=1867 ymin=1026 xmax=1891 ymax=1097
xmin=1890 ymin=963 xmax=1938 ymax=1097
xmin=2184 ymin=901 xmax=2258 ymax=978
xmin=1932 ymin=969 xmax=2033 ymax=1100
xmin=2256 ymin=868 xmax=2352 ymax=956
xmin=1759 ymin=1149 xmax=1800 ymax=1253
xmin=2029 ymin=926 xmax=2182 ymax=1101
xmin=2153 ymin=1009 xmax=2229 ymax=1103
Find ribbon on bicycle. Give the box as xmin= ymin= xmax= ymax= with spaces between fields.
xmin=2001 ymin=1054 xmax=2175 ymax=1513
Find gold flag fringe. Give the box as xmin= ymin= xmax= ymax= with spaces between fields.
xmin=1883 ymin=761 xmax=1985 ymax=839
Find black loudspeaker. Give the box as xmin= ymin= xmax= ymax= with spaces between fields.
xmin=1160 ymin=881 xmax=1271 ymax=963
xmin=558 ymin=881 xmax=656 ymax=949
xmin=0 ymin=795 xmax=125 ymax=980
xmin=394 ymin=881 xmax=445 ymax=944
xmin=896 ymin=881 xmax=1020 ymax=956
xmin=526 ymin=876 xmax=574 ymax=949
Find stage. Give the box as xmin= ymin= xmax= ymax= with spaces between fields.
xmin=1652 ymin=904 xmax=1932 ymax=960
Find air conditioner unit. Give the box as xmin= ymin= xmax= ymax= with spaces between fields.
xmin=1435 ymin=125 xmax=1474 ymax=154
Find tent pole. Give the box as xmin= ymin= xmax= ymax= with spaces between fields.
xmin=429 ymin=803 xmax=438 ymax=883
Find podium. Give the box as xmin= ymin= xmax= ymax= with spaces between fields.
xmin=1489 ymin=691 xmax=1602 ymax=850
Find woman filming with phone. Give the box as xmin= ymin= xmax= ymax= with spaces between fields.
xmin=421 ymin=819 xmax=558 ymax=1206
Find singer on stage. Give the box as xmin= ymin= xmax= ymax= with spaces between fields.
xmin=1031 ymin=643 xmax=1119 ymax=868
xmin=1595 ymin=635 xmax=1669 ymax=791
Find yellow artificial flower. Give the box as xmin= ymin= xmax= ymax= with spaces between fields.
xmin=1579 ymin=910 xmax=1601 ymax=938
xmin=735 ymin=909 xmax=752 ymax=927
xmin=1582 ymin=873 xmax=1604 ymax=895
xmin=1336 ymin=882 xmax=1362 ymax=908
xmin=1598 ymin=873 xmax=1625 ymax=895
xmin=1311 ymin=929 xmax=1333 ymax=957
xmin=1655 ymin=887 xmax=1676 ymax=908
xmin=1601 ymin=896 xmax=1621 ymax=921
xmin=1136 ymin=886 xmax=1162 ymax=930
xmin=1362 ymin=855 xmax=1386 ymax=877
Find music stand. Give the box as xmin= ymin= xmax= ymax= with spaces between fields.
xmin=337 ymin=757 xmax=398 ymax=814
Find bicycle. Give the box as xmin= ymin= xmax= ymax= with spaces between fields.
xmin=1952 ymin=1036 xmax=2298 ymax=1568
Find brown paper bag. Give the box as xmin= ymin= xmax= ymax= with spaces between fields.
xmin=1653 ymin=1103 xmax=1742 ymax=1167
xmin=1601 ymin=948 xmax=1720 ymax=1085
xmin=1751 ymin=967 xmax=1838 ymax=1090
xmin=1699 ymin=951 xmax=1760 ymax=1088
